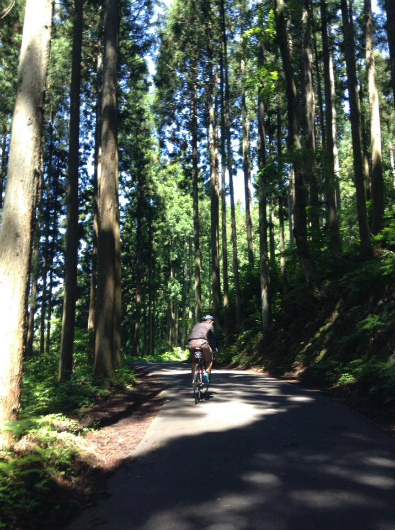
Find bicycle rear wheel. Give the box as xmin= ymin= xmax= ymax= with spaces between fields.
xmin=193 ymin=370 xmax=202 ymax=404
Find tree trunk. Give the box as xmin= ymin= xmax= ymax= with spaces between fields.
xmin=390 ymin=134 xmax=395 ymax=188
xmin=181 ymin=237 xmax=189 ymax=349
xmin=221 ymin=0 xmax=242 ymax=329
xmin=133 ymin=179 xmax=143 ymax=357
xmin=0 ymin=0 xmax=52 ymax=443
xmin=219 ymin=33 xmax=230 ymax=340
xmin=365 ymin=0 xmax=384 ymax=235
xmin=358 ymin=81 xmax=371 ymax=201
xmin=311 ymin=11 xmax=325 ymax=149
xmin=257 ymin=22 xmax=271 ymax=330
xmin=26 ymin=166 xmax=46 ymax=359
xmin=279 ymin=194 xmax=288 ymax=297
xmin=302 ymin=0 xmax=319 ymax=234
xmin=241 ymin=54 xmax=254 ymax=266
xmin=169 ymin=259 xmax=177 ymax=348
xmin=39 ymin=110 xmax=55 ymax=354
xmin=320 ymin=0 xmax=341 ymax=259
xmin=384 ymin=0 xmax=395 ymax=107
xmin=277 ymin=93 xmax=288 ymax=297
xmin=147 ymin=231 xmax=154 ymax=356
xmin=0 ymin=129 xmax=9 ymax=210
xmin=45 ymin=156 xmax=61 ymax=354
xmin=340 ymin=0 xmax=372 ymax=257
xmin=88 ymin=36 xmax=103 ymax=339
xmin=94 ymin=0 xmax=120 ymax=380
xmin=274 ymin=0 xmax=318 ymax=287
xmin=60 ymin=0 xmax=83 ymax=381
xmin=191 ymin=79 xmax=202 ymax=322
xmin=205 ymin=0 xmax=221 ymax=323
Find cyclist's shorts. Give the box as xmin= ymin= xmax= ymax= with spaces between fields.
xmin=188 ymin=339 xmax=213 ymax=367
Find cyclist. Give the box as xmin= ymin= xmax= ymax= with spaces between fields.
xmin=187 ymin=315 xmax=218 ymax=384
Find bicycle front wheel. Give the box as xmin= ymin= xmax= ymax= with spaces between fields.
xmin=203 ymin=372 xmax=210 ymax=395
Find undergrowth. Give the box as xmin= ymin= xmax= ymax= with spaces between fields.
xmin=1 ymin=339 xmax=190 ymax=530
xmin=0 ymin=415 xmax=86 ymax=530
xmin=126 ymin=346 xmax=189 ymax=363
xmin=0 ymin=331 xmax=137 ymax=530
xmin=221 ymin=253 xmax=395 ymax=408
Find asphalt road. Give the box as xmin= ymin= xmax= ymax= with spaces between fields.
xmin=64 ymin=362 xmax=395 ymax=530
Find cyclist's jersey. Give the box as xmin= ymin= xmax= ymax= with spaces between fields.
xmin=188 ymin=322 xmax=217 ymax=350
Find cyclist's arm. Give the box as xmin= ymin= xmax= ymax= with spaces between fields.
xmin=207 ymin=325 xmax=218 ymax=351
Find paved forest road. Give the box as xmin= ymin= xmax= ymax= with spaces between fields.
xmin=65 ymin=362 xmax=395 ymax=530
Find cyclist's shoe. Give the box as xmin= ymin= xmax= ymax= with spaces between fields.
xmin=203 ymin=372 xmax=210 ymax=384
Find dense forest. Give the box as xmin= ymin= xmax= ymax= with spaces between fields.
xmin=0 ymin=0 xmax=395 ymax=526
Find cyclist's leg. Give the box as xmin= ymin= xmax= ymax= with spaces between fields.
xmin=189 ymin=340 xmax=201 ymax=382
xmin=189 ymin=348 xmax=196 ymax=382
xmin=202 ymin=344 xmax=213 ymax=374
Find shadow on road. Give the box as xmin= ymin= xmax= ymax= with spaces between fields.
xmin=64 ymin=362 xmax=395 ymax=530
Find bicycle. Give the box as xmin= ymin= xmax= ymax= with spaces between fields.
xmin=193 ymin=350 xmax=210 ymax=404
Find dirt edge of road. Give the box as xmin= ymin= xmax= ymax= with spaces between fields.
xmin=44 ymin=367 xmax=165 ymax=530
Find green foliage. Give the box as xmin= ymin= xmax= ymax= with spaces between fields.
xmin=21 ymin=327 xmax=136 ymax=417
xmin=0 ymin=415 xmax=83 ymax=530
xmin=126 ymin=347 xmax=189 ymax=363
xmin=225 ymin=251 xmax=395 ymax=407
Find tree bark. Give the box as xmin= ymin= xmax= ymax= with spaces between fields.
xmin=26 ymin=168 xmax=45 ymax=358
xmin=302 ymin=0 xmax=319 ymax=233
xmin=257 ymin=18 xmax=271 ymax=329
xmin=204 ymin=0 xmax=221 ymax=323
xmin=39 ymin=110 xmax=54 ymax=354
xmin=45 ymin=155 xmax=61 ymax=354
xmin=181 ymin=237 xmax=189 ymax=349
xmin=277 ymin=94 xmax=288 ymax=297
xmin=94 ymin=0 xmax=120 ymax=380
xmin=0 ymin=129 xmax=9 ymax=210
xmin=274 ymin=0 xmax=318 ymax=287
xmin=320 ymin=0 xmax=341 ymax=259
xmin=0 ymin=0 xmax=52 ymax=443
xmin=60 ymin=0 xmax=83 ymax=381
xmin=133 ymin=178 xmax=143 ymax=357
xmin=241 ymin=53 xmax=254 ymax=266
xmin=340 ymin=0 xmax=372 ymax=257
xmin=384 ymin=0 xmax=395 ymax=107
xmin=365 ymin=0 xmax=384 ymax=235
xmin=219 ymin=30 xmax=230 ymax=340
xmin=191 ymin=79 xmax=202 ymax=322
xmin=147 ymin=221 xmax=154 ymax=356
xmin=221 ymin=0 xmax=242 ymax=329
xmin=88 ymin=35 xmax=103 ymax=339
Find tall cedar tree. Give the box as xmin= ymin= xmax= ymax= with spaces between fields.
xmin=365 ymin=0 xmax=384 ymax=235
xmin=383 ymin=0 xmax=395 ymax=107
xmin=60 ymin=0 xmax=84 ymax=380
xmin=222 ymin=0 xmax=242 ymax=329
xmin=273 ymin=0 xmax=318 ymax=288
xmin=94 ymin=0 xmax=121 ymax=379
xmin=302 ymin=0 xmax=319 ymax=235
xmin=88 ymin=24 xmax=103 ymax=338
xmin=219 ymin=0 xmax=230 ymax=339
xmin=204 ymin=0 xmax=221 ymax=324
xmin=257 ymin=1 xmax=271 ymax=329
xmin=320 ymin=0 xmax=341 ymax=259
xmin=0 ymin=0 xmax=52 ymax=442
xmin=340 ymin=0 xmax=372 ymax=257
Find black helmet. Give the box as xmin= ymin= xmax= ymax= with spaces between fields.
xmin=202 ymin=314 xmax=215 ymax=322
